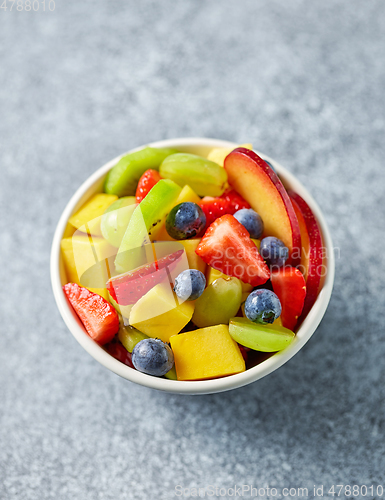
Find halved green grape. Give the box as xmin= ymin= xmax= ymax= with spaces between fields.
xmin=104 ymin=147 xmax=179 ymax=197
xmin=229 ymin=317 xmax=295 ymax=352
xmin=101 ymin=196 xmax=137 ymax=247
xmin=118 ymin=324 xmax=148 ymax=353
xmin=159 ymin=153 xmax=228 ymax=197
xmin=192 ymin=277 xmax=242 ymax=328
xmin=164 ymin=365 xmax=177 ymax=380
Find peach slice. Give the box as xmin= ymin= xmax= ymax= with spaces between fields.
xmin=288 ymin=191 xmax=324 ymax=322
xmin=224 ymin=148 xmax=301 ymax=266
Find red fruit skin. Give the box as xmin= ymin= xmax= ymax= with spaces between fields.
xmin=220 ymin=189 xmax=250 ymax=212
xmin=287 ymin=191 xmax=324 ymax=323
xmin=238 ymin=344 xmax=250 ymax=363
xmin=105 ymin=342 xmax=134 ymax=369
xmin=63 ymin=283 xmax=119 ymax=345
xmin=199 ymin=197 xmax=232 ymax=229
xmin=200 ymin=190 xmax=250 ymax=230
xmin=196 ymin=214 xmax=270 ymax=286
xmin=271 ymin=266 xmax=306 ymax=331
xmin=224 ymin=148 xmax=301 ymax=266
xmin=107 ymin=249 xmax=184 ymax=305
xmin=135 ymin=169 xmax=162 ymax=203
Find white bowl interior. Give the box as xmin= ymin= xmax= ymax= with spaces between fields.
xmin=51 ymin=138 xmax=335 ymax=394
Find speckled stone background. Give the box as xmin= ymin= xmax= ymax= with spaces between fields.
xmin=1 ymin=1 xmax=385 ymax=499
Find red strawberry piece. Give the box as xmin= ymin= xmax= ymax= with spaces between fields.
xmin=107 ymin=249 xmax=184 ymax=305
xmin=238 ymin=344 xmax=250 ymax=363
xmin=105 ymin=342 xmax=134 ymax=368
xmin=63 ymin=283 xmax=119 ymax=345
xmin=271 ymin=266 xmax=306 ymax=331
xmin=196 ymin=214 xmax=270 ymax=286
xmin=199 ymin=197 xmax=232 ymax=229
xmin=135 ymin=169 xmax=162 ymax=203
xmin=220 ymin=189 xmax=250 ymax=212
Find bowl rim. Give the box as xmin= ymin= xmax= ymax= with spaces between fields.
xmin=50 ymin=137 xmax=335 ymax=395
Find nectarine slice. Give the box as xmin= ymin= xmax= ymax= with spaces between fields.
xmin=224 ymin=148 xmax=301 ymax=266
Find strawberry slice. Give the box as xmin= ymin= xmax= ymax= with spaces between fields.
xmin=135 ymin=169 xmax=162 ymax=203
xmin=271 ymin=266 xmax=306 ymax=330
xmin=196 ymin=214 xmax=270 ymax=286
xmin=199 ymin=190 xmax=250 ymax=230
xmin=107 ymin=249 xmax=184 ymax=305
xmin=63 ymin=283 xmax=119 ymax=345
xmin=199 ymin=197 xmax=232 ymax=229
xmin=220 ymin=189 xmax=250 ymax=212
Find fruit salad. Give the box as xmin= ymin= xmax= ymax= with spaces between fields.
xmin=61 ymin=144 xmax=325 ymax=381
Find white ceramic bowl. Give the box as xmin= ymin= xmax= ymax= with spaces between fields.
xmin=51 ymin=138 xmax=335 ymax=394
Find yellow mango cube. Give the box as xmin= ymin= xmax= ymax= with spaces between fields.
xmin=69 ymin=193 xmax=118 ymax=236
xmin=60 ymin=233 xmax=116 ymax=300
xmin=206 ymin=266 xmax=228 ymax=285
xmin=207 ymin=143 xmax=253 ymax=167
xmin=178 ymin=239 xmax=206 ymax=274
xmin=170 ymin=324 xmax=245 ymax=380
xmin=274 ymin=316 xmax=283 ymax=327
xmin=176 ymin=184 xmax=201 ymax=205
xmin=129 ymin=284 xmax=194 ymax=343
xmin=252 ymin=238 xmax=261 ymax=250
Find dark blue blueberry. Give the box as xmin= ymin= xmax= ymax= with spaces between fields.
xmin=174 ymin=269 xmax=206 ymax=301
xmin=166 ymin=202 xmax=206 ymax=240
xmin=233 ymin=208 xmax=264 ymax=239
xmin=132 ymin=338 xmax=174 ymax=377
xmin=245 ymin=289 xmax=282 ymax=324
xmin=260 ymin=236 xmax=289 ymax=268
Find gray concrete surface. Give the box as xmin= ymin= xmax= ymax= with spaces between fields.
xmin=1 ymin=1 xmax=385 ymax=499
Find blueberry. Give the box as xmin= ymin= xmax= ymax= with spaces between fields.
xmin=245 ymin=289 xmax=282 ymax=324
xmin=174 ymin=269 xmax=206 ymax=301
xmin=132 ymin=338 xmax=174 ymax=377
xmin=166 ymin=202 xmax=206 ymax=240
xmin=233 ymin=208 xmax=264 ymax=239
xmin=260 ymin=236 xmax=289 ymax=268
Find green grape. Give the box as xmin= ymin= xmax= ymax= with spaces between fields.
xmin=159 ymin=153 xmax=228 ymax=197
xmin=118 ymin=324 xmax=148 ymax=353
xmin=101 ymin=196 xmax=137 ymax=247
xmin=229 ymin=317 xmax=295 ymax=352
xmin=164 ymin=365 xmax=177 ymax=380
xmin=104 ymin=147 xmax=179 ymax=197
xmin=192 ymin=277 xmax=242 ymax=328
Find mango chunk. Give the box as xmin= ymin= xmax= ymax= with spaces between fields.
xmin=178 ymin=239 xmax=206 ymax=273
xmin=251 ymin=238 xmax=261 ymax=250
xmin=61 ymin=234 xmax=116 ymax=300
xmin=207 ymin=143 xmax=253 ymax=167
xmin=69 ymin=193 xmax=118 ymax=236
xmin=170 ymin=324 xmax=245 ymax=380
xmin=129 ymin=284 xmax=194 ymax=343
xmin=176 ymin=184 xmax=201 ymax=205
